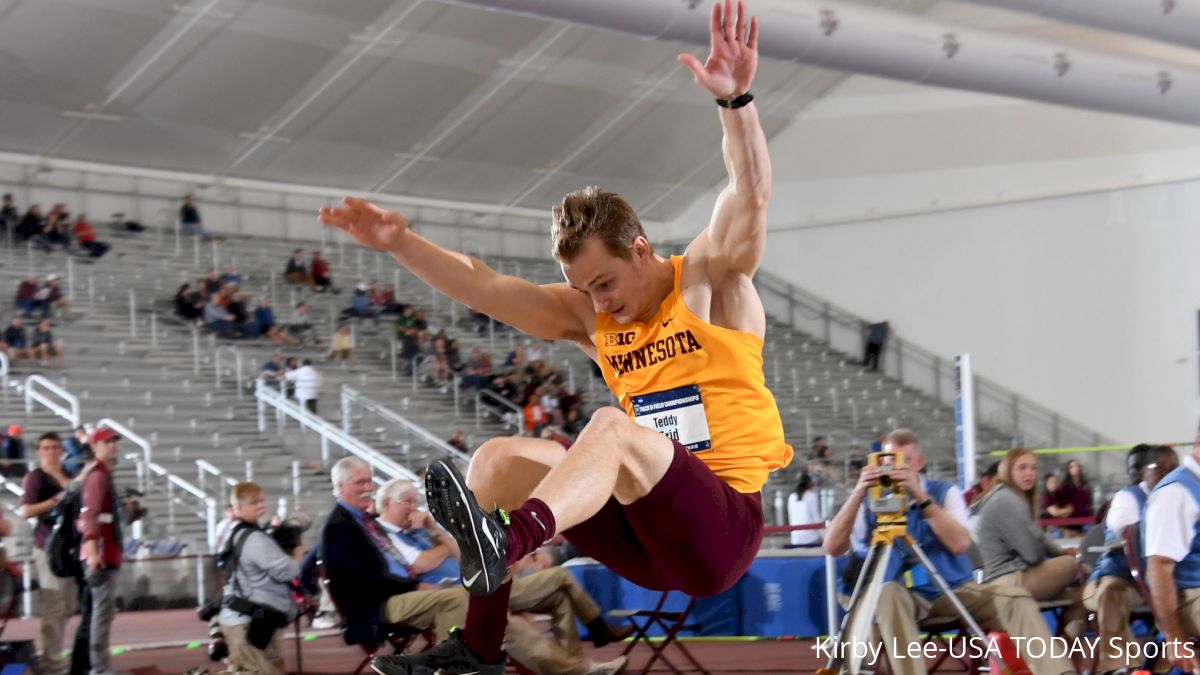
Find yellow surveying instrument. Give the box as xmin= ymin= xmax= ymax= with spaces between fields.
xmin=816 ymin=452 xmax=1029 ymax=674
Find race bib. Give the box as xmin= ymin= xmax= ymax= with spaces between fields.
xmin=631 ymin=384 xmax=712 ymax=452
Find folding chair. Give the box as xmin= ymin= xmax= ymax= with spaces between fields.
xmin=608 ymin=590 xmax=709 ymax=675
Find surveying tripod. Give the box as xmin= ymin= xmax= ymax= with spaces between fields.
xmin=816 ymin=453 xmax=995 ymax=675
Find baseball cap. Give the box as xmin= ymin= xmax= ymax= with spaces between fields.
xmin=47 ymin=274 xmax=60 ymax=281
xmin=91 ymin=427 xmax=120 ymax=444
xmin=5 ymin=424 xmax=21 ymax=437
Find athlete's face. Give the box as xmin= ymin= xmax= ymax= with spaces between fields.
xmin=562 ymin=236 xmax=652 ymax=325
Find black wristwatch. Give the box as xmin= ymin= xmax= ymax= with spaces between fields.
xmin=917 ymin=498 xmax=934 ymax=511
xmin=716 ymin=92 xmax=754 ymax=109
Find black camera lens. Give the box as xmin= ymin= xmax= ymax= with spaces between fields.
xmin=880 ymin=475 xmax=892 ymax=487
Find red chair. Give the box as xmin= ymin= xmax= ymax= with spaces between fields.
xmin=609 ymin=590 xmax=709 ymax=675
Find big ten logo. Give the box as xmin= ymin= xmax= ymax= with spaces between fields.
xmin=604 ymin=331 xmax=637 ymax=347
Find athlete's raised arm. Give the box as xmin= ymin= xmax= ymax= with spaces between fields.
xmin=679 ymin=0 xmax=770 ymax=278
xmin=320 ymin=197 xmax=592 ymax=344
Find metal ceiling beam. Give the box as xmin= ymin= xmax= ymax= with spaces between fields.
xmin=954 ymin=0 xmax=1200 ymax=51
xmin=435 ymin=0 xmax=1200 ymax=127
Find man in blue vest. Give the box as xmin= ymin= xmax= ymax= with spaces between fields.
xmin=1144 ymin=429 xmax=1200 ymax=674
xmin=825 ymin=429 xmax=1073 ymax=675
xmin=1086 ymin=444 xmax=1176 ymax=674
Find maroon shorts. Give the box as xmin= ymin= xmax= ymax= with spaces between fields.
xmin=561 ymin=440 xmax=763 ymax=597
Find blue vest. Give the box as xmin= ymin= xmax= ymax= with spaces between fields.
xmin=1089 ymin=485 xmax=1146 ymax=582
xmin=1146 ymin=466 xmax=1200 ymax=589
xmin=863 ymin=480 xmax=975 ymax=600
xmin=395 ymin=528 xmax=461 ymax=586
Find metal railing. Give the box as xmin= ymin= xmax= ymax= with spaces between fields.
xmin=475 ymin=389 xmax=525 ymax=435
xmin=254 ymin=379 xmax=420 ymax=484
xmin=196 ymin=459 xmax=239 ymax=497
xmin=24 ymin=375 xmax=81 ymax=427
xmin=125 ymin=453 xmax=218 ymax=552
xmin=340 ymin=385 xmax=471 ymax=464
xmin=751 ymin=269 xmax=1109 ymax=451
xmin=214 ymin=345 xmax=245 ymax=399
xmin=0 ymin=351 xmax=8 ymax=404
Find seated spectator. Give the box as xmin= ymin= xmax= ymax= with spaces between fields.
xmin=0 ymin=194 xmax=16 ymax=231
xmin=317 ymin=462 xmax=628 ymax=675
xmin=310 ymin=251 xmax=335 ymax=293
xmin=447 ymin=429 xmax=469 ymax=455
xmin=72 ymin=214 xmax=109 ymax=258
xmin=523 ymin=395 xmax=549 ymax=436
xmin=254 ymin=298 xmax=297 ymax=346
xmin=368 ymin=281 xmax=402 ymax=314
xmin=43 ymin=275 xmax=66 ymax=319
xmin=199 ymin=268 xmax=221 ymax=298
xmin=1 ymin=424 xmax=26 ymax=479
xmin=43 ymin=206 xmax=70 ymax=249
xmin=340 ymin=283 xmax=377 ymax=322
xmin=393 ymin=306 xmax=418 ymax=335
xmin=15 ymin=275 xmax=40 ymax=318
xmin=561 ymin=407 xmax=584 ymax=436
xmin=284 ymin=249 xmax=311 ymax=287
xmin=180 ymin=194 xmax=211 ymax=240
xmin=963 ymin=460 xmax=1001 ymax=506
xmin=285 ymin=301 xmax=313 ymax=342
xmin=62 ymin=426 xmax=90 ymax=477
xmin=328 ymin=325 xmax=353 ymax=364
xmin=460 ymin=347 xmax=492 ymax=390
xmin=786 ymin=473 xmax=822 ymax=547
xmin=221 ymin=263 xmax=240 ymax=288
xmin=227 ymin=291 xmax=249 ymax=324
xmin=16 ymin=205 xmax=44 ymax=243
xmin=174 ymin=283 xmax=204 ymax=322
xmin=204 ymin=295 xmax=258 ymax=339
xmin=488 ymin=374 xmax=517 ymax=402
xmin=1 ymin=317 xmax=30 ymax=365
xmin=1056 ymin=459 xmax=1093 ymax=536
xmin=1040 ymin=472 xmax=1072 ymax=521
xmin=32 ymin=319 xmax=63 ymax=368
xmin=397 ymin=327 xmax=423 ymax=368
xmin=969 ymin=447 xmax=1086 ymax=636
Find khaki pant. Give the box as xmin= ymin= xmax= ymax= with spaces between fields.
xmin=34 ymin=548 xmax=76 ymax=673
xmin=1082 ymin=576 xmax=1139 ymax=672
xmin=875 ymin=581 xmax=1075 ymax=675
xmin=992 ymin=556 xmax=1087 ymax=637
xmin=382 ymin=575 xmax=594 ymax=675
xmin=220 ymin=622 xmax=284 ymax=675
xmin=510 ymin=567 xmax=602 ymax=661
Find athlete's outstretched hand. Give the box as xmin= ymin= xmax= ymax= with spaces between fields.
xmin=677 ymin=0 xmax=759 ymax=100
xmin=319 ymin=197 xmax=409 ymax=253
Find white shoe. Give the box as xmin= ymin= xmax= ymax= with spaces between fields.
xmin=585 ymin=655 xmax=627 ymax=675
xmin=312 ymin=611 xmax=339 ymax=630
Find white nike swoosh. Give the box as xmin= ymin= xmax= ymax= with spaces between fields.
xmin=463 ymin=570 xmax=481 ymax=588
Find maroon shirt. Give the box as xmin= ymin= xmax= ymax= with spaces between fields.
xmin=78 ymin=461 xmax=122 ymax=568
xmin=20 ymin=468 xmax=66 ymax=549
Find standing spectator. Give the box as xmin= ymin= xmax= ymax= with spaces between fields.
xmin=870 ymin=432 xmax=885 ymax=454
xmin=73 ymin=427 xmax=124 ymax=675
xmin=20 ymin=432 xmax=74 ymax=675
xmin=180 ymin=194 xmax=211 ymax=240
xmin=328 ymin=325 xmax=354 ymax=364
xmin=310 ymin=251 xmax=335 ymax=293
xmin=447 ymin=429 xmax=469 ymax=455
xmin=255 ymin=298 xmax=297 ymax=347
xmin=63 ymin=426 xmax=90 ymax=477
xmin=0 ymin=194 xmax=17 ymax=232
xmin=217 ymin=482 xmax=303 ymax=675
xmin=72 ymin=214 xmax=109 ymax=258
xmin=282 ymin=357 xmax=299 ymax=400
xmin=283 ymin=250 xmax=311 ymax=287
xmin=260 ymin=354 xmax=284 ymax=390
xmin=1 ymin=316 xmax=29 ymax=365
xmin=32 ymin=319 xmax=64 ymax=368
xmin=15 ymin=275 xmax=40 ymax=318
xmin=285 ymin=359 xmax=321 ymax=414
xmin=860 ymin=320 xmax=890 ymax=372
xmin=786 ymin=473 xmax=823 ymax=547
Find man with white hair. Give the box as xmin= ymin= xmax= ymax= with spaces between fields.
xmin=317 ymin=459 xmax=626 ymax=675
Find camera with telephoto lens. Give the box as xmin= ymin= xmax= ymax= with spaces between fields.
xmin=121 ymin=487 xmax=148 ymax=524
xmin=868 ymin=451 xmax=907 ymax=515
xmin=207 ymin=623 xmax=229 ymax=661
xmin=266 ymin=511 xmax=313 ymax=555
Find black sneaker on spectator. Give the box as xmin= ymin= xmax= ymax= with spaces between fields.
xmin=371 ymin=627 xmax=504 ymax=675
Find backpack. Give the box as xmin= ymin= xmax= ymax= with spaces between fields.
xmin=46 ymin=470 xmax=90 ymax=578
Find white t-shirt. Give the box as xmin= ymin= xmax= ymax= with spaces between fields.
xmin=284 ymin=365 xmax=321 ymax=402
xmin=379 ymin=520 xmax=424 ymax=566
xmin=1104 ymin=482 xmax=1148 ymax=534
xmin=1144 ymin=455 xmax=1200 ymax=562
xmin=849 ymin=480 xmax=969 ymax=554
xmin=787 ymin=491 xmax=823 ymax=545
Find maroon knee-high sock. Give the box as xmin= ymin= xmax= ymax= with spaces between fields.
xmin=503 ymin=498 xmax=557 ymax=567
xmin=463 ymin=579 xmax=512 ymax=663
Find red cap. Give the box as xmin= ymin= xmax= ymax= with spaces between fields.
xmin=91 ymin=427 xmax=119 ymax=444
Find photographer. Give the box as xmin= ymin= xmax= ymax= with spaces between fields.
xmin=218 ymin=482 xmax=303 ymax=675
xmin=824 ymin=429 xmax=1073 ymax=675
